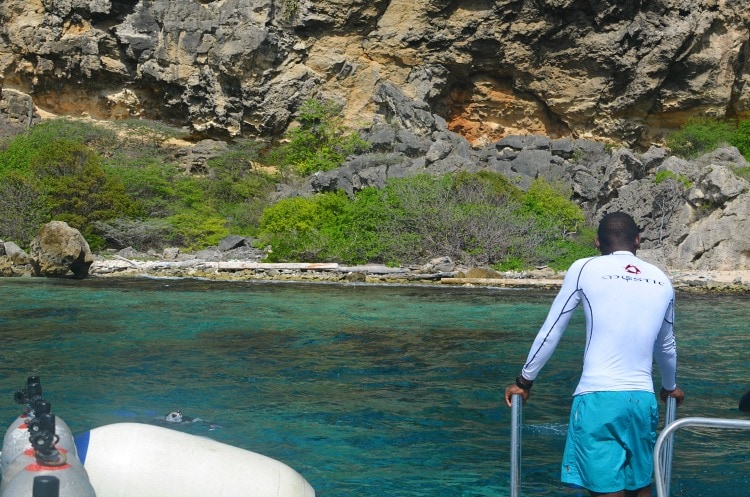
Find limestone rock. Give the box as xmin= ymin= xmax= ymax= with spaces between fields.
xmin=0 ymin=89 xmax=39 ymax=138
xmin=163 ymin=247 xmax=181 ymax=260
xmin=344 ymin=272 xmax=367 ymax=282
xmin=420 ymin=256 xmax=454 ymax=273
xmin=3 ymin=0 xmax=749 ymax=145
xmin=0 ymin=256 xmax=14 ymax=277
xmin=29 ymin=222 xmax=94 ymax=278
xmin=675 ymin=192 xmax=750 ymax=270
xmin=218 ymin=235 xmax=248 ymax=252
xmin=689 ymin=165 xmax=749 ymax=205
xmin=465 ymin=267 xmax=503 ymax=279
xmin=4 ymin=241 xmax=31 ymax=265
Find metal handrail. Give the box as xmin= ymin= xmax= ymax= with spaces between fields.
xmin=510 ymin=394 xmax=522 ymax=497
xmin=659 ymin=397 xmax=677 ymax=497
xmin=653 ymin=416 xmax=750 ymax=497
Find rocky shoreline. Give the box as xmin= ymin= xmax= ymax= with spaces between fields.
xmin=4 ymin=252 xmax=748 ymax=293
xmin=82 ymin=252 xmax=750 ymax=294
xmin=3 ymin=226 xmax=748 ymax=292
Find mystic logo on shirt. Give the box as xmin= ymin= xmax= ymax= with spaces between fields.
xmin=624 ymin=264 xmax=641 ymax=275
xmin=601 ymin=273 xmax=665 ymax=285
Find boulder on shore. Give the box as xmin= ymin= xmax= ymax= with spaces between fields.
xmin=29 ymin=221 xmax=94 ymax=278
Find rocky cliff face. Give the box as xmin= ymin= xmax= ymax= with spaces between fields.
xmin=300 ymin=83 xmax=750 ymax=271
xmin=2 ymin=0 xmax=750 ymax=271
xmin=2 ymin=0 xmax=750 ymax=146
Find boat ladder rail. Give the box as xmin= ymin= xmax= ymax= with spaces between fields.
xmin=653 ymin=415 xmax=750 ymax=497
xmin=510 ymin=395 xmax=750 ymax=497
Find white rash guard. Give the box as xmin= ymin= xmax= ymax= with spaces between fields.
xmin=521 ymin=251 xmax=677 ymax=395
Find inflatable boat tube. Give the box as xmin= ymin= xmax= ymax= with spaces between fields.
xmin=74 ymin=423 xmax=315 ymax=497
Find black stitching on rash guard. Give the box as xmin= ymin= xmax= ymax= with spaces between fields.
xmin=523 ymin=257 xmax=597 ymax=371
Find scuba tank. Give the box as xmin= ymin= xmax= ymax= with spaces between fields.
xmin=1 ymin=376 xmax=43 ymax=473
xmin=1 ymin=378 xmax=75 ymax=475
xmin=0 ymin=413 xmax=96 ymax=497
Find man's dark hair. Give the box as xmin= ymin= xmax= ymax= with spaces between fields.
xmin=597 ymin=212 xmax=639 ymax=252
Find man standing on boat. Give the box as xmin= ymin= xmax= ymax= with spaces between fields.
xmin=504 ymin=212 xmax=685 ymax=497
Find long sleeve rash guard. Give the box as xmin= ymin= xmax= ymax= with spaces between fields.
xmin=521 ymin=251 xmax=677 ymax=395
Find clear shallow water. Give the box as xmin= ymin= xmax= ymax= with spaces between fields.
xmin=0 ymin=277 xmax=747 ymax=496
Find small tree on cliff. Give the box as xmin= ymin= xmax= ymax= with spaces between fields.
xmin=267 ymin=98 xmax=370 ymax=177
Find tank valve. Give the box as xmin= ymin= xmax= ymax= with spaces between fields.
xmin=28 ymin=413 xmax=66 ymax=466
xmin=13 ymin=376 xmax=43 ymax=412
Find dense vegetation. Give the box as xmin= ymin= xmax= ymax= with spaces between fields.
xmin=0 ymin=101 xmax=598 ymax=270
xmin=665 ymin=117 xmax=750 ymax=182
xmin=258 ymin=173 xmax=595 ymax=269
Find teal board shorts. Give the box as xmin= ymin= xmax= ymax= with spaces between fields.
xmin=561 ymin=391 xmax=658 ymax=493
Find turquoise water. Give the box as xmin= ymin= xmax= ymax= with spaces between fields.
xmin=0 ymin=277 xmax=747 ymax=496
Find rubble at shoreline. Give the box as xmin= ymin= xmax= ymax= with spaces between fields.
xmin=2 ymin=235 xmax=748 ymax=293
xmin=83 ymin=253 xmax=750 ymax=293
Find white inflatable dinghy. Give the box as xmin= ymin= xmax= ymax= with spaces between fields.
xmin=75 ymin=422 xmax=316 ymax=497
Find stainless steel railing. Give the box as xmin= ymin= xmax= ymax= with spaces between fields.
xmin=658 ymin=396 xmax=677 ymax=497
xmin=653 ymin=414 xmax=750 ymax=497
xmin=510 ymin=394 xmax=522 ymax=497
xmin=509 ymin=394 xmax=712 ymax=497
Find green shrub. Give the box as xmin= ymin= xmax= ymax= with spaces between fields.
xmin=105 ymin=140 xmax=279 ymax=249
xmin=0 ymin=172 xmax=48 ymax=246
xmin=665 ymin=118 xmax=733 ymax=159
xmin=735 ymin=166 xmax=750 ymax=183
xmin=266 ymin=99 xmax=370 ymax=177
xmin=0 ymin=119 xmax=282 ymax=252
xmin=105 ymin=162 xmax=252 ymax=250
xmin=731 ymin=120 xmax=750 ymax=160
xmin=204 ymin=142 xmax=277 ymax=232
xmin=94 ymin=218 xmax=173 ymax=251
xmin=496 ymin=256 xmax=526 ymax=272
xmin=105 ymin=162 xmax=182 ymax=217
xmin=0 ymin=119 xmax=118 ymax=174
xmin=664 ymin=116 xmax=750 ymax=161
xmin=654 ymin=170 xmax=692 ymax=188
xmin=539 ymin=227 xmax=598 ymax=271
xmin=164 ymin=212 xmax=230 ymax=250
xmin=29 ymin=139 xmax=144 ymax=248
xmin=258 ymin=191 xmax=352 ymax=262
xmin=206 ymin=143 xmax=268 ymax=200
xmin=454 ymin=170 xmax=523 ymax=201
xmin=521 ymin=177 xmax=584 ymax=234
xmin=372 ymin=174 xmax=540 ymax=266
xmin=256 ymin=171 xmax=593 ymax=268
xmin=0 ymin=135 xmax=145 ymax=248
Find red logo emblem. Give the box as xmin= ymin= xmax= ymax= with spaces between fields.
xmin=625 ymin=264 xmax=641 ymax=275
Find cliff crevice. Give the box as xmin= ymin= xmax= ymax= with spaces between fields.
xmin=3 ymin=1 xmax=750 ymax=146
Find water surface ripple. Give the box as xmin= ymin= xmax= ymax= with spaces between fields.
xmin=0 ymin=278 xmax=747 ymax=496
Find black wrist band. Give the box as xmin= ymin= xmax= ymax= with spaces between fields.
xmin=515 ymin=375 xmax=533 ymax=390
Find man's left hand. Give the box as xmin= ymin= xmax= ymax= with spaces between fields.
xmin=660 ymin=386 xmax=685 ymax=407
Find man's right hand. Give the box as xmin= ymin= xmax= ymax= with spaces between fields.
xmin=504 ymin=384 xmax=530 ymax=407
